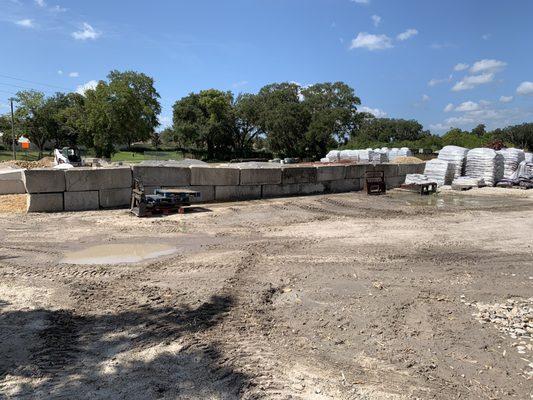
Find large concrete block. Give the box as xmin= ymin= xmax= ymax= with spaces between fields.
xmin=161 ymin=186 xmax=215 ymax=203
xmin=239 ymin=168 xmax=282 ymax=185
xmin=300 ymin=183 xmax=325 ymax=195
xmin=326 ymin=179 xmax=363 ymax=193
xmin=0 ymin=168 xmax=24 ymax=181
xmin=0 ymin=180 xmax=26 ymax=194
xmin=23 ymin=169 xmax=65 ymax=193
xmin=366 ymin=163 xmax=399 ymax=177
xmin=215 ymin=185 xmax=261 ymax=201
xmin=132 ymin=166 xmax=190 ymax=187
xmin=99 ymin=188 xmax=132 ymax=208
xmin=64 ymin=191 xmax=99 ymax=211
xmin=27 ymin=193 xmax=63 ymax=213
xmin=262 ymin=183 xmax=301 ymax=198
xmin=190 ymin=166 xmax=240 ymax=186
xmin=66 ymin=167 xmax=132 ymax=191
xmin=385 ymin=176 xmax=405 ymax=189
xmin=281 ymin=166 xmax=317 ymax=184
xmin=316 ymin=165 xmax=346 ymax=182
xmin=345 ymin=164 xmax=367 ymax=179
xmin=398 ymin=163 xmax=425 ymax=175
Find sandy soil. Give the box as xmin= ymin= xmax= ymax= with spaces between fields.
xmin=0 ymin=190 xmax=532 ymax=399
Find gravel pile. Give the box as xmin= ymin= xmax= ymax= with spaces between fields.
xmin=470 ymin=297 xmax=533 ymax=378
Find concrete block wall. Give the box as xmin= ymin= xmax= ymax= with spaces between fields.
xmin=23 ymin=162 xmax=424 ymax=212
xmin=0 ymin=169 xmax=26 ymax=195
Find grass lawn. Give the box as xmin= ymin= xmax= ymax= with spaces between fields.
xmin=110 ymin=151 xmax=184 ymax=163
xmin=0 ymin=150 xmax=48 ymax=162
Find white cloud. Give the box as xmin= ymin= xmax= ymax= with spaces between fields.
xmin=499 ymin=95 xmax=513 ymax=103
xmin=452 ymin=73 xmax=494 ymax=91
xmin=72 ymin=22 xmax=101 ymax=40
xmin=57 ymin=70 xmax=63 ymax=75
xmin=371 ymin=15 xmax=381 ymax=27
xmin=444 ymin=103 xmax=454 ymax=112
xmin=351 ymin=0 xmax=369 ymax=4
xmin=68 ymin=72 xmax=79 ymax=78
xmin=469 ymin=59 xmax=507 ymax=74
xmin=454 ymin=63 xmax=469 ymax=71
xmin=396 ymin=28 xmax=418 ymax=41
xmin=359 ymin=106 xmax=387 ymax=118
xmin=34 ymin=0 xmax=45 ymax=7
xmin=429 ymin=123 xmax=450 ymax=132
xmin=455 ymin=101 xmax=480 ymax=112
xmin=350 ymin=32 xmax=393 ymax=51
xmin=15 ymin=19 xmax=34 ymax=28
xmin=482 ymin=33 xmax=491 ymax=40
xmin=76 ymin=80 xmax=98 ymax=95
xmin=516 ymin=81 xmax=533 ymax=96
xmin=50 ymin=5 xmax=66 ymax=12
xmin=421 ymin=94 xmax=430 ymax=102
xmin=428 ymin=75 xmax=452 ymax=87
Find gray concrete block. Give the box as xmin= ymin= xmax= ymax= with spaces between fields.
xmin=326 ymin=179 xmax=363 ymax=193
xmin=366 ymin=163 xmax=399 ymax=176
xmin=161 ymin=186 xmax=215 ymax=203
xmin=239 ymin=168 xmax=282 ymax=185
xmin=99 ymin=188 xmax=132 ymax=208
xmin=27 ymin=193 xmax=63 ymax=213
xmin=132 ymin=166 xmax=190 ymax=187
xmin=64 ymin=191 xmax=99 ymax=211
xmin=0 ymin=180 xmax=26 ymax=194
xmin=215 ymin=185 xmax=261 ymax=201
xmin=316 ymin=165 xmax=346 ymax=182
xmin=300 ymin=183 xmax=325 ymax=195
xmin=66 ymin=167 xmax=132 ymax=191
xmin=281 ymin=166 xmax=317 ymax=184
xmin=385 ymin=176 xmax=405 ymax=189
xmin=190 ymin=166 xmax=240 ymax=186
xmin=23 ymin=169 xmax=65 ymax=193
xmin=261 ymin=183 xmax=301 ymax=198
xmin=0 ymin=168 xmax=24 ymax=181
xmin=398 ymin=163 xmax=425 ymax=175
xmin=345 ymin=164 xmax=367 ymax=179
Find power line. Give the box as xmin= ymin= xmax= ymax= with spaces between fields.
xmin=0 ymin=88 xmax=18 ymax=96
xmin=0 ymin=73 xmax=72 ymax=92
xmin=0 ymin=81 xmax=58 ymax=94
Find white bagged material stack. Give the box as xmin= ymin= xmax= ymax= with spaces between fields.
xmin=339 ymin=150 xmax=359 ymax=162
xmin=465 ymin=148 xmax=504 ymax=186
xmin=325 ymin=150 xmax=341 ymax=162
xmin=388 ymin=148 xmax=400 ymax=161
xmin=525 ymin=152 xmax=533 ymax=163
xmin=497 ymin=148 xmax=525 ymax=178
xmin=404 ymin=174 xmax=435 ymax=185
xmin=438 ymin=145 xmax=468 ymax=178
xmin=424 ymin=159 xmax=455 ymax=186
xmin=452 ymin=176 xmax=485 ymax=187
xmin=399 ymin=147 xmax=413 ymax=157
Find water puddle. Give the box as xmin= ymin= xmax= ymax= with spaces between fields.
xmin=62 ymin=243 xmax=177 ymax=265
xmin=386 ymin=191 xmax=530 ymax=210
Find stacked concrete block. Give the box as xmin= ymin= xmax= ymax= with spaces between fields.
xmin=215 ymin=185 xmax=262 ymax=201
xmin=132 ymin=165 xmax=190 ymax=187
xmin=281 ymin=166 xmax=317 ymax=184
xmin=23 ymin=169 xmax=66 ymax=212
xmin=316 ymin=165 xmax=346 ymax=182
xmin=190 ymin=166 xmax=240 ymax=186
xmin=239 ymin=167 xmax=281 ymax=185
xmin=326 ymin=179 xmax=363 ymax=193
xmin=0 ymin=169 xmax=25 ymax=194
xmin=64 ymin=167 xmax=133 ymax=210
xmin=262 ymin=183 xmax=301 ymax=198
xmin=345 ymin=164 xmax=366 ymax=180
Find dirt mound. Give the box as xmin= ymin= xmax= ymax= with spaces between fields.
xmin=0 ymin=194 xmax=27 ymax=213
xmin=392 ymin=156 xmax=425 ymax=164
xmin=0 ymin=157 xmax=54 ymax=170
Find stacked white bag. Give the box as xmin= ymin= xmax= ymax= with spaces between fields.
xmin=438 ymin=145 xmax=468 ymax=178
xmin=339 ymin=150 xmax=359 ymax=162
xmin=497 ymin=148 xmax=525 ymax=178
xmin=388 ymin=148 xmax=400 ymax=161
xmin=465 ymin=148 xmax=504 ymax=186
xmin=398 ymin=147 xmax=413 ymax=157
xmin=423 ymin=159 xmax=455 ymax=186
xmin=325 ymin=150 xmax=341 ymax=162
xmin=524 ymin=152 xmax=532 ymax=163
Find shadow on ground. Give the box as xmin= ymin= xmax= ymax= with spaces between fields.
xmin=0 ymin=295 xmax=246 ymax=399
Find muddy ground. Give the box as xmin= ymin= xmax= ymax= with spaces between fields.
xmin=0 ymin=189 xmax=532 ymax=399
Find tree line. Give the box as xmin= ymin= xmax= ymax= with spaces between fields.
xmin=1 ymin=70 xmax=532 ymax=160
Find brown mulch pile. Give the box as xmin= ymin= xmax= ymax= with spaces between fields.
xmin=0 ymin=157 xmax=55 ymax=170
xmin=0 ymin=194 xmax=27 ymax=213
xmin=392 ymin=156 xmax=425 ymax=164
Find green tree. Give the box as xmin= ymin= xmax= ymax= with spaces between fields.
xmin=159 ymin=127 xmax=175 ymax=146
xmin=232 ymin=93 xmax=262 ymax=157
xmin=172 ymin=89 xmax=234 ymax=160
xmin=471 ymin=124 xmax=486 ymax=138
xmin=14 ymin=90 xmax=49 ymax=158
xmin=498 ymin=123 xmax=533 ymax=150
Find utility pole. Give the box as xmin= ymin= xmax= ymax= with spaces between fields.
xmin=9 ymin=98 xmax=16 ymax=160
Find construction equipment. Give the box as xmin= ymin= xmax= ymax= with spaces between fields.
xmin=54 ymin=147 xmax=83 ymax=167
xmin=365 ymin=171 xmax=386 ymax=195
xmin=130 ymin=179 xmax=201 ymax=217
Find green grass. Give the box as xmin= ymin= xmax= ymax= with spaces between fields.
xmin=0 ymin=150 xmax=48 ymax=162
xmin=110 ymin=151 xmax=184 ymax=163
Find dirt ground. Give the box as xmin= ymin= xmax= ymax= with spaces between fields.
xmin=0 ymin=189 xmax=532 ymax=399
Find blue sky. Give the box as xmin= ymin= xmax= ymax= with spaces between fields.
xmin=1 ymin=0 xmax=533 ymax=134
